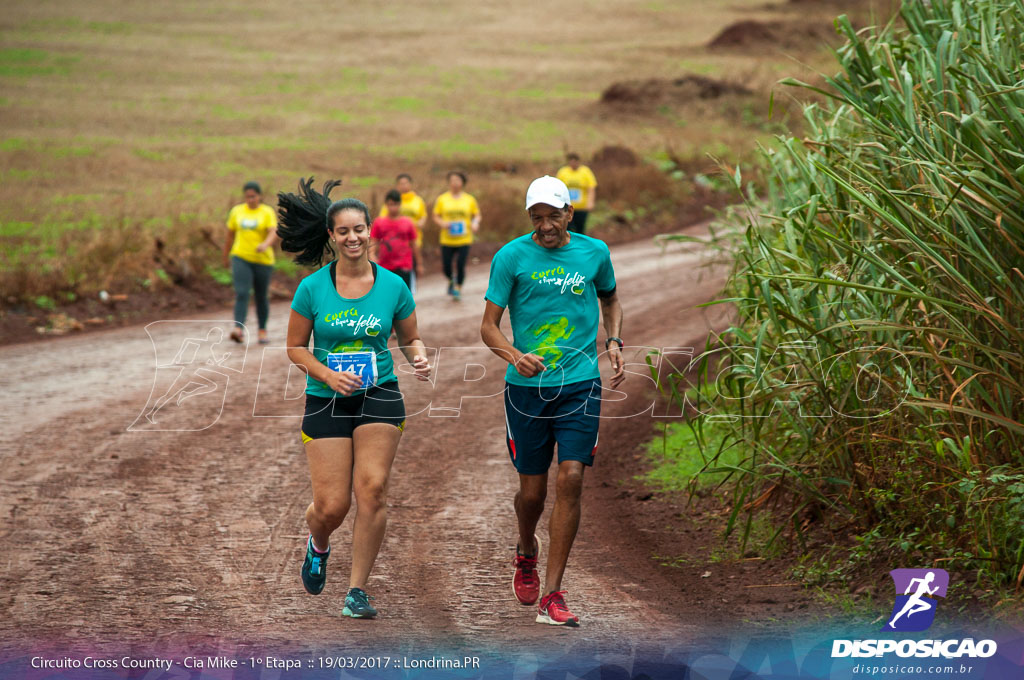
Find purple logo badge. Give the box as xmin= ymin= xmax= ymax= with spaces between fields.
xmin=882 ymin=569 xmax=949 ymax=632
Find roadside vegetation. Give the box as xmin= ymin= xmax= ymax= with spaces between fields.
xmin=654 ymin=0 xmax=1024 ymax=613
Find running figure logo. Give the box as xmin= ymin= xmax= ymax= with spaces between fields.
xmin=530 ymin=317 xmax=575 ymax=369
xmin=130 ymin=322 xmax=246 ymax=431
xmin=882 ymin=568 xmax=949 ymax=632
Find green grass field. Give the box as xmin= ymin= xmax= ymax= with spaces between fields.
xmin=0 ymin=0 xmax=869 ymax=302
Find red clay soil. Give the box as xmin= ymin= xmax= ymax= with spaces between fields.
xmin=0 ymin=221 xmax=826 ymax=658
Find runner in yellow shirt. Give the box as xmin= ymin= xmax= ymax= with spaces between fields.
xmin=222 ymin=181 xmax=278 ymax=344
xmin=378 ymin=174 xmax=426 ymax=292
xmin=555 ymin=153 xmax=597 ymax=234
xmin=432 ymin=170 xmax=481 ymax=301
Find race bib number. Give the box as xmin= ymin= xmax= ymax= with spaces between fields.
xmin=327 ymin=351 xmax=378 ymax=389
xmin=240 ymin=218 xmax=259 ymax=230
xmin=568 ymin=188 xmax=582 ymax=203
xmin=448 ymin=220 xmax=466 ymax=236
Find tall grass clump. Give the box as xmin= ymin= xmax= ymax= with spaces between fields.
xmin=684 ymin=0 xmax=1024 ymax=591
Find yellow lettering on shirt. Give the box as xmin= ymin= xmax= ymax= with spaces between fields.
xmin=323 ymin=308 xmax=359 ymax=323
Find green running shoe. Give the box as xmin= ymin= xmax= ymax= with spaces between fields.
xmin=342 ymin=587 xmax=377 ymax=618
xmin=301 ymin=537 xmax=329 ymax=595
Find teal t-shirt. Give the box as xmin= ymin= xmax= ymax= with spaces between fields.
xmin=485 ymin=232 xmax=617 ymax=387
xmin=291 ymin=261 xmax=415 ymax=397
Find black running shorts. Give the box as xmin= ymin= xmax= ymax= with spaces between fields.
xmin=301 ymin=381 xmax=406 ymax=442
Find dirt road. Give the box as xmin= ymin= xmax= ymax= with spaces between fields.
xmin=0 ymin=226 xmax=810 ymax=658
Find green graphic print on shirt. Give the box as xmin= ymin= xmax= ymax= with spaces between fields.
xmin=530 ymin=317 xmax=576 ymax=368
xmin=331 ymin=338 xmax=365 ymax=354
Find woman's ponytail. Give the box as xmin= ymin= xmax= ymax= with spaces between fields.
xmin=277 ymin=177 xmax=342 ymax=266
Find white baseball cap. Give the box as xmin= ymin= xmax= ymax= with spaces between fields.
xmin=525 ymin=175 xmax=571 ymax=210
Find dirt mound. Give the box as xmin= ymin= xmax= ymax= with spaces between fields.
xmin=708 ymin=19 xmax=836 ymax=50
xmin=590 ymin=145 xmax=640 ymax=168
xmin=599 ymin=74 xmax=752 ymax=109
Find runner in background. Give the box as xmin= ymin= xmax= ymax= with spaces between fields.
xmin=223 ymin=181 xmax=277 ymax=344
xmin=371 ymin=190 xmax=420 ymax=291
xmin=277 ymin=178 xmax=432 ymax=619
xmin=555 ymin=153 xmax=597 ymax=235
xmin=378 ymin=173 xmax=426 ymax=294
xmin=432 ymin=170 xmax=480 ymax=301
xmin=480 ymin=175 xmax=624 ymax=627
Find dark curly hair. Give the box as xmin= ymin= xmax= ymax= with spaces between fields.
xmin=278 ymin=177 xmax=372 ymax=267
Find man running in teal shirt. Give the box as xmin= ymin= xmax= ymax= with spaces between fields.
xmin=480 ymin=175 xmax=624 ymax=627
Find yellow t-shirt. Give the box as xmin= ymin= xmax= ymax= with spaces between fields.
xmin=227 ymin=203 xmax=277 ymax=266
xmin=434 ymin=191 xmax=480 ymax=247
xmin=379 ymin=191 xmax=425 ymax=247
xmin=556 ymin=165 xmax=598 ymax=210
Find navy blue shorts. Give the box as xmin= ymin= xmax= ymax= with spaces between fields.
xmin=503 ymin=378 xmax=601 ymax=475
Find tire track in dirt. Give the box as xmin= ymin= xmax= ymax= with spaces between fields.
xmin=0 ymin=225 xmax=733 ymax=654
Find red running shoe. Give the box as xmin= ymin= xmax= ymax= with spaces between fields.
xmin=512 ymin=534 xmax=541 ymax=605
xmin=536 ymin=590 xmax=580 ymax=627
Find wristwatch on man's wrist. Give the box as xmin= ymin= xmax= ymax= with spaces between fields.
xmin=605 ymin=336 xmax=623 ymax=350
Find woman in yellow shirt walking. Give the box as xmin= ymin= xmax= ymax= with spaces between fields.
xmin=432 ymin=171 xmax=481 ymax=301
xmin=223 ymin=181 xmax=278 ymax=343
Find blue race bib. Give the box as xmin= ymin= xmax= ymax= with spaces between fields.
xmin=327 ymin=351 xmax=378 ymax=389
xmin=448 ymin=220 xmax=466 ymax=236
xmin=568 ymin=188 xmax=582 ymax=203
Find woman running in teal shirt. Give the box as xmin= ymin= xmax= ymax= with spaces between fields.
xmin=277 ymin=178 xmax=431 ymax=619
